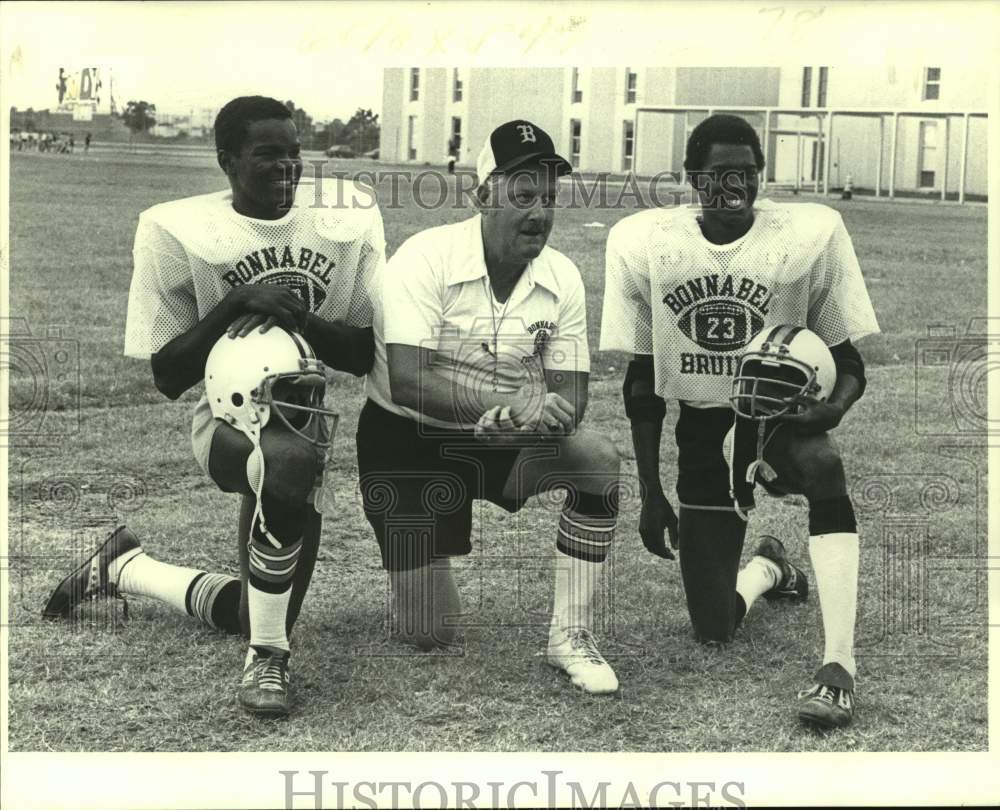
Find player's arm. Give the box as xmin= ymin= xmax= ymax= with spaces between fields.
xmin=786 ymin=212 xmax=876 ymax=433
xmin=782 ymin=339 xmax=866 ymax=434
xmin=302 ymin=206 xmax=387 ymax=377
xmin=625 ymin=354 xmax=678 ymax=559
xmin=302 ymin=319 xmax=373 ymax=378
xmin=600 ymin=225 xmax=677 ymax=558
xmin=151 ymin=285 xmax=306 ymax=400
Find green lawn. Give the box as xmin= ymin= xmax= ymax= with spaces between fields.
xmin=5 ymin=148 xmax=988 ymax=752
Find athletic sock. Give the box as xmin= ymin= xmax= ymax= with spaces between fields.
xmin=552 ymin=489 xmax=617 ymax=634
xmin=113 ymin=551 xmax=240 ymax=632
xmin=809 ymin=532 xmax=860 ymax=677
xmin=113 ymin=552 xmax=200 ymax=614
xmin=551 ymin=554 xmax=605 ymax=634
xmin=247 ymin=534 xmax=302 ymax=654
xmin=735 ymin=556 xmax=781 ymax=613
xmin=186 ymin=572 xmax=242 ymax=634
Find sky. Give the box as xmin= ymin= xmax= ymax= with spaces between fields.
xmin=2 ymin=2 xmax=386 ymax=121
xmin=3 ymin=1 xmax=995 ymax=124
xmin=0 ymin=0 xmax=1000 ymax=121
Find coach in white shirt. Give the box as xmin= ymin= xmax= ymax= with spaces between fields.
xmin=359 ymin=120 xmax=621 ymax=694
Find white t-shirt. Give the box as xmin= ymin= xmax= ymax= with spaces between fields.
xmin=600 ymin=199 xmax=879 ymax=406
xmin=124 ymin=178 xmax=385 ymax=426
xmin=367 ymin=214 xmax=591 ymax=429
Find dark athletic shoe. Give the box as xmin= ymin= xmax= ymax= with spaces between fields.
xmin=754 ymin=534 xmax=809 ymax=603
xmin=42 ymin=526 xmax=141 ymax=619
xmin=798 ymin=662 xmax=856 ymax=729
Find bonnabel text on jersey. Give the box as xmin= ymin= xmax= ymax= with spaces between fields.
xmin=663 ymin=273 xmax=773 ymax=317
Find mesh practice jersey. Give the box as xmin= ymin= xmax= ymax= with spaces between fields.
xmin=124 ymin=178 xmax=384 ymax=359
xmin=600 ymin=199 xmax=879 ymax=405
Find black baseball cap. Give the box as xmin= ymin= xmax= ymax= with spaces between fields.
xmin=475 ymin=119 xmax=572 ymax=181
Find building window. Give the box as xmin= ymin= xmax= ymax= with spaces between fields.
xmin=570 ymin=119 xmax=582 ymax=167
xmin=571 ymin=68 xmax=583 ymax=104
xmin=452 ymin=68 xmax=463 ymax=102
xmin=449 ymin=116 xmax=462 ymax=157
xmin=622 ymin=120 xmax=634 ymax=171
xmin=918 ymin=120 xmax=937 ymax=187
xmin=407 ymin=115 xmax=417 ymax=160
xmin=625 ymin=69 xmax=637 ymax=104
xmin=801 ymin=66 xmax=812 ymax=107
xmin=923 ymin=67 xmax=941 ymax=100
xmin=410 ymin=68 xmax=420 ymax=101
xmin=817 ymin=66 xmax=828 ymax=107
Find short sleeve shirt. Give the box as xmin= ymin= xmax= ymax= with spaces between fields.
xmin=366 ymin=214 xmax=591 ymax=429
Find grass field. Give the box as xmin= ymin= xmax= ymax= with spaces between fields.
xmin=6 ymin=148 xmax=989 ymax=752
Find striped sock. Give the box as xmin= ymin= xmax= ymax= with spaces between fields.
xmin=185 ymin=572 xmax=241 ymax=634
xmin=555 ymin=489 xmax=618 ymax=563
xmin=247 ymin=536 xmax=302 ymax=653
xmin=552 ymin=489 xmax=617 ymax=631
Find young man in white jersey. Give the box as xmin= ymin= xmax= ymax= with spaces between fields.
xmin=42 ymin=96 xmax=385 ymax=717
xmin=358 ymin=120 xmax=622 ymax=694
xmin=601 ymin=114 xmax=879 ymax=728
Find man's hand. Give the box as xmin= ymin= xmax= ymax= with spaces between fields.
xmin=779 ymin=393 xmax=844 ymax=435
xmin=639 ymin=490 xmax=679 ymax=560
xmin=474 ymin=405 xmax=532 ymax=443
xmin=510 ymin=391 xmax=576 ymax=434
xmin=225 ymin=285 xmax=307 ymax=338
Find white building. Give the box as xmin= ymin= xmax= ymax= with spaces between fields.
xmin=382 ymin=66 xmax=988 ymax=199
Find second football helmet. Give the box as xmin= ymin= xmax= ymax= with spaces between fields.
xmin=731 ymin=325 xmax=836 ymax=420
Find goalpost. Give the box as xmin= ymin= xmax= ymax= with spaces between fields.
xmin=633 ymin=105 xmax=988 ymax=204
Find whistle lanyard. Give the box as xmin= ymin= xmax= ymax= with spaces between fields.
xmin=482 ymin=275 xmax=512 ymax=392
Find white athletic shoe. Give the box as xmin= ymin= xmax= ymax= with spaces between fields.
xmin=546 ymin=626 xmax=619 ymax=695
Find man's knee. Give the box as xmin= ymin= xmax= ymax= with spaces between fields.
xmin=563 ymin=429 xmax=621 ymax=485
xmin=210 ymin=423 xmax=321 ymax=505
xmin=785 ymin=438 xmax=846 ymax=498
xmin=260 ymin=436 xmax=322 ymax=505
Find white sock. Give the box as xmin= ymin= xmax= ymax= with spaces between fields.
xmin=112 ymin=551 xmax=198 ymax=615
xmin=809 ymin=532 xmax=860 ymax=676
xmin=247 ymin=583 xmax=292 ymax=653
xmin=246 ymin=536 xmax=301 ymax=654
xmin=551 ymin=554 xmax=605 ymax=635
xmin=735 ymin=556 xmax=781 ymax=611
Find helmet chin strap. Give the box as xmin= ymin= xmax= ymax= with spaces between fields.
xmin=727 ymin=419 xmax=778 ymax=523
xmin=236 ymin=404 xmax=283 ymax=550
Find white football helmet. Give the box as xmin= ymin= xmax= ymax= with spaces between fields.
xmin=205 ymin=327 xmax=336 ymax=447
xmin=205 ymin=327 xmax=338 ymax=547
xmin=731 ymin=325 xmax=836 ymax=420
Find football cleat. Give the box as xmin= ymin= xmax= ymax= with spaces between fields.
xmin=547 ymin=626 xmax=619 ymax=695
xmin=798 ymin=662 xmax=855 ymax=728
xmin=238 ymin=650 xmax=291 ymax=717
xmin=41 ymin=526 xmax=142 ymax=620
xmin=754 ymin=534 xmax=809 ymax=603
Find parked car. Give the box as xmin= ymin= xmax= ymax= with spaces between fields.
xmin=362 ymin=147 xmax=379 ymax=159
xmin=325 ymin=144 xmax=356 ymax=158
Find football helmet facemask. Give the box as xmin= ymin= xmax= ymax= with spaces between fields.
xmin=205 ymin=327 xmax=337 ymax=448
xmin=731 ymin=325 xmax=836 ymax=420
